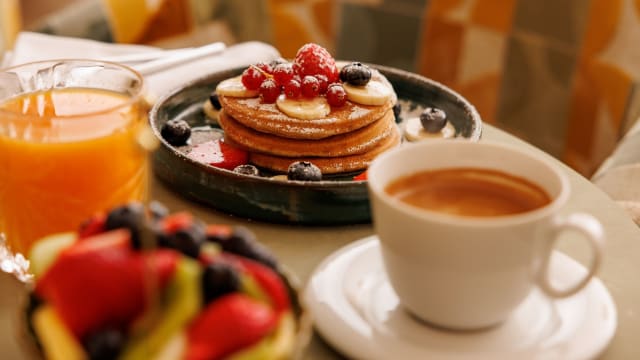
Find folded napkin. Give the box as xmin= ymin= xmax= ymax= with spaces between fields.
xmin=3 ymin=32 xmax=281 ymax=99
xmin=592 ymin=120 xmax=640 ymax=225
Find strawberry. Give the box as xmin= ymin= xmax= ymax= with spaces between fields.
xmin=188 ymin=139 xmax=249 ymax=170
xmin=36 ymin=229 xmax=178 ymax=339
xmin=186 ymin=294 xmax=277 ymax=360
xmin=78 ymin=212 xmax=106 ymax=239
xmin=293 ymin=43 xmax=339 ymax=83
xmin=353 ymin=170 xmax=368 ymax=181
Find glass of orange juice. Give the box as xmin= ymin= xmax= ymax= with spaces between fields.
xmin=0 ymin=60 xmax=149 ymax=255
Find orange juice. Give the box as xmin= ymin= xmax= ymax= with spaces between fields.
xmin=0 ymin=87 xmax=148 ymax=254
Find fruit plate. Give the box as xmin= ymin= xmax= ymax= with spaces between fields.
xmin=9 ymin=265 xmax=312 ymax=359
xmin=149 ymin=64 xmax=482 ymax=224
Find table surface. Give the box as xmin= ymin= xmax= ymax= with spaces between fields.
xmin=150 ymin=125 xmax=640 ymax=359
xmin=1 ymin=124 xmax=638 ymax=359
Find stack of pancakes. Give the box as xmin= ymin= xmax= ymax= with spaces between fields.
xmin=217 ymin=74 xmax=401 ymax=174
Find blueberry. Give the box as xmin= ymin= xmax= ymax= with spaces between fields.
xmin=234 ymin=164 xmax=260 ymax=176
xmin=82 ymin=328 xmax=125 ymax=360
xmin=105 ymin=203 xmax=146 ymax=248
xmin=420 ymin=107 xmax=447 ymax=133
xmin=287 ymin=161 xmax=322 ymax=181
xmin=158 ymin=222 xmax=206 ymax=259
xmin=210 ymin=226 xmax=278 ymax=270
xmin=393 ymin=103 xmax=402 ymax=123
xmin=148 ymin=201 xmax=168 ymax=221
xmin=209 ymin=92 xmax=222 ymax=110
xmin=161 ymin=119 xmax=191 ymax=146
xmin=339 ymin=62 xmax=372 ymax=86
xmin=202 ymin=262 xmax=242 ymax=304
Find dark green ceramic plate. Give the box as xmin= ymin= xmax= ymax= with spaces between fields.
xmin=149 ymin=64 xmax=482 ymax=224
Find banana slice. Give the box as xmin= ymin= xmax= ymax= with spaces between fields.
xmin=404 ymin=117 xmax=456 ymax=141
xmin=276 ymin=95 xmax=331 ymax=120
xmin=343 ymin=79 xmax=392 ymax=106
xmin=215 ymin=76 xmax=259 ymax=98
xmin=202 ymin=100 xmax=220 ymax=125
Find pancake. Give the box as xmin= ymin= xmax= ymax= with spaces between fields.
xmin=248 ymin=126 xmax=401 ymax=174
xmin=219 ymin=109 xmax=397 ymax=157
xmin=218 ymin=70 xmax=396 ymax=140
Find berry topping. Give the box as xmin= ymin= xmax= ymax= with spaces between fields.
xmin=420 ymin=107 xmax=447 ymax=133
xmin=301 ymin=75 xmax=320 ymax=98
xmin=82 ymin=328 xmax=125 ymax=360
xmin=284 ymin=79 xmax=302 ymax=99
xmin=339 ymin=62 xmax=372 ymax=86
xmin=259 ymin=78 xmax=279 ymax=104
xmin=287 ymin=161 xmax=322 ymax=181
xmin=105 ymin=202 xmax=146 ymax=248
xmin=240 ymin=66 xmax=266 ymax=91
xmin=272 ymin=63 xmax=295 ymax=87
xmin=160 ymin=119 xmax=191 ymax=146
xmin=326 ymin=83 xmax=347 ymax=107
xmin=202 ymin=262 xmax=242 ymax=304
xmin=233 ymin=164 xmax=260 ymax=177
xmin=293 ymin=43 xmax=339 ymax=83
xmin=78 ymin=213 xmax=106 ymax=239
xmin=209 ymin=91 xmax=222 ymax=110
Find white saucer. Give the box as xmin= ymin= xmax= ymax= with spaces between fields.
xmin=304 ymin=236 xmax=617 ymax=360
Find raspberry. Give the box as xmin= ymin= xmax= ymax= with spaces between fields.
xmin=326 ymin=83 xmax=347 ymax=107
xmin=293 ymin=43 xmax=339 ymax=83
xmin=241 ymin=66 xmax=266 ymax=90
xmin=259 ymin=78 xmax=279 ymax=103
xmin=301 ymin=76 xmax=320 ymax=98
xmin=273 ymin=63 xmax=295 ymax=87
xmin=284 ymin=79 xmax=301 ymax=98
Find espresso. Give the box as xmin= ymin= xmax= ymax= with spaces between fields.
xmin=385 ymin=168 xmax=551 ymax=217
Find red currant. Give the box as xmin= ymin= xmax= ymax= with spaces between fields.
xmin=256 ymin=61 xmax=273 ymax=74
xmin=326 ymin=83 xmax=347 ymax=107
xmin=241 ymin=66 xmax=266 ymax=90
xmin=284 ymin=79 xmax=301 ymax=98
xmin=259 ymin=78 xmax=280 ymax=103
xmin=301 ymin=76 xmax=320 ymax=98
xmin=315 ymin=75 xmax=328 ymax=94
xmin=273 ymin=63 xmax=295 ymax=87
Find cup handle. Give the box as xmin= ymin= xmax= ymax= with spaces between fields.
xmin=537 ymin=213 xmax=605 ymax=298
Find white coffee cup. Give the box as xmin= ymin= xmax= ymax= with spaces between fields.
xmin=367 ymin=140 xmax=605 ymax=330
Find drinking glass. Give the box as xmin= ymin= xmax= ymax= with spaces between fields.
xmin=0 ymin=60 xmax=149 ymax=255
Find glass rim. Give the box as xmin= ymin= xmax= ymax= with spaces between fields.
xmin=0 ymin=59 xmax=145 ymax=120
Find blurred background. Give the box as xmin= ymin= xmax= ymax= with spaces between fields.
xmin=3 ymin=0 xmax=640 ymax=178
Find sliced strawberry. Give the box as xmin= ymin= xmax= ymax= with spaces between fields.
xmin=187 ymin=139 xmax=248 ymax=170
xmin=36 ymin=230 xmax=179 ymax=339
xmin=353 ymin=170 xmax=368 ymax=181
xmin=78 ymin=212 xmax=107 ymax=239
xmin=206 ymin=224 xmax=233 ymax=239
xmin=160 ymin=211 xmax=194 ymax=234
xmin=186 ymin=293 xmax=277 ymax=360
xmin=62 ymin=228 xmax=131 ymax=256
xmin=223 ymin=255 xmax=290 ymax=313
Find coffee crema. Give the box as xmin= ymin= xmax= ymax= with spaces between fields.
xmin=385 ymin=168 xmax=552 ymax=217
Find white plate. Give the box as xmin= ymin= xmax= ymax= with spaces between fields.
xmin=304 ymin=236 xmax=617 ymax=360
